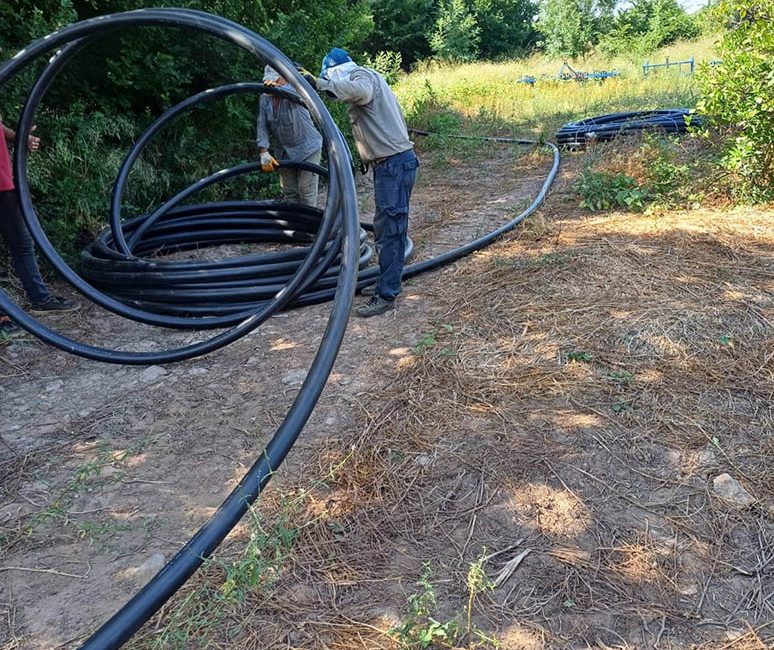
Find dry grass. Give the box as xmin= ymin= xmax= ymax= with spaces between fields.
xmin=122 ymin=139 xmax=773 ymax=649
xmin=4 ymin=136 xmax=770 ymax=649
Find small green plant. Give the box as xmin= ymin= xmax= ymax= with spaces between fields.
xmin=391 ymin=556 xmax=499 ymax=649
xmin=464 ymin=550 xmax=497 ymax=648
xmin=563 ymin=350 xmax=592 ymax=364
xmin=414 ymin=322 xmax=454 ymax=355
xmin=602 ymin=369 xmax=634 ymax=384
xmin=390 ymin=564 xmax=460 ymax=649
xmin=574 ymin=168 xmax=651 ymax=211
xmin=221 ymin=500 xmax=298 ymax=603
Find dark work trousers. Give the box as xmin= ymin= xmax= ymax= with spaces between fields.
xmin=0 ymin=189 xmax=49 ymax=316
xmin=372 ymin=148 xmax=419 ymax=300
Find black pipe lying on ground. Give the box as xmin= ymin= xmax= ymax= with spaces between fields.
xmin=0 ymin=8 xmax=559 ymax=649
xmin=555 ymin=108 xmax=702 ymax=148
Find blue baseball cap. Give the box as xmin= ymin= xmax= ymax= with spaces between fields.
xmin=321 ymin=48 xmax=352 ymax=76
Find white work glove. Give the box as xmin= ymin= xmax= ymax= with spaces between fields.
xmin=260 ymin=151 xmax=279 ymax=173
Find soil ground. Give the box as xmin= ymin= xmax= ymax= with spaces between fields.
xmin=1 ymin=139 xmax=772 ymax=649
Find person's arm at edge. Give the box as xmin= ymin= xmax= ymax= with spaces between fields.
xmin=2 ymin=123 xmax=39 ymax=151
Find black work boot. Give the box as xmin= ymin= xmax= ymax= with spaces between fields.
xmin=355 ymin=294 xmax=395 ymax=318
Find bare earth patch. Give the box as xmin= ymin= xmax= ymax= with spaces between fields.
xmin=1 ymin=140 xmax=772 ymax=649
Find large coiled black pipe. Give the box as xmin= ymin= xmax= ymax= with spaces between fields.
xmin=1 ymin=9 xmax=361 ymax=362
xmin=555 ymin=108 xmax=702 ymax=147
xmin=0 ymin=9 xmax=360 ymax=648
xmin=0 ymin=9 xmax=560 ymax=649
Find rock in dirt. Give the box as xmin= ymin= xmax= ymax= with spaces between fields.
xmin=141 ymin=365 xmax=167 ymax=383
xmin=125 ymin=553 xmax=166 ymax=585
xmin=695 ymin=448 xmax=716 ymax=467
xmin=712 ymin=473 xmax=756 ymax=508
xmin=282 ymin=369 xmax=306 ymax=386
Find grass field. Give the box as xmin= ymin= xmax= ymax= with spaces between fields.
xmin=396 ymin=35 xmax=718 ymax=137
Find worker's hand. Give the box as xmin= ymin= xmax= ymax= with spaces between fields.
xmin=295 ymin=65 xmax=318 ymax=90
xmin=260 ymin=151 xmax=279 ymax=173
xmin=27 ymin=125 xmax=39 ymax=153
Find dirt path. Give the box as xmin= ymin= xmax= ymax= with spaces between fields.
xmin=1 ymin=141 xmax=772 ymax=649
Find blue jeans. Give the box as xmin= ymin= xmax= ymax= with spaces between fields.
xmin=0 ymin=189 xmax=50 ymax=313
xmin=373 ymin=149 xmax=419 ymax=300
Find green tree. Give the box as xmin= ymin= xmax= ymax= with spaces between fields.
xmin=430 ymin=0 xmax=481 ymax=61
xmin=536 ymin=0 xmax=616 ymax=58
xmin=599 ymin=0 xmax=699 ymax=55
xmin=365 ymin=0 xmax=436 ymax=67
xmin=696 ymin=0 xmax=773 ymax=201
xmin=473 ymin=0 xmax=540 ymax=58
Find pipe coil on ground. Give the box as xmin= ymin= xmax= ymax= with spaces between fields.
xmin=555 ymin=108 xmax=702 ymax=148
xmin=0 ymin=9 xmax=559 ymax=649
xmin=0 ymin=8 xmax=359 ymax=649
xmin=0 ymin=8 xmax=360 ymax=364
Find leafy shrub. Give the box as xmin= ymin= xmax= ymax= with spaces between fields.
xmin=25 ymin=105 xmax=162 ymax=262
xmin=574 ymin=169 xmax=651 ymax=211
xmin=696 ymin=0 xmax=773 ymax=202
xmin=598 ymin=0 xmax=699 ymax=57
xmin=430 ymin=0 xmax=481 ymax=62
xmin=363 ymin=50 xmax=404 ymax=85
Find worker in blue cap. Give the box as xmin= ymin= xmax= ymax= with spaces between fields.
xmin=317 ymin=48 xmax=419 ymax=318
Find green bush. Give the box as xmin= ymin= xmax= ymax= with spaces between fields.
xmin=363 ymin=50 xmax=404 ymax=85
xmin=598 ymin=0 xmax=699 ymax=57
xmin=536 ymin=0 xmax=616 ymax=58
xmin=430 ymin=0 xmax=481 ymax=62
xmin=25 ymin=105 xmax=160 ymax=262
xmin=574 ymin=168 xmax=651 ymax=211
xmin=696 ymin=0 xmax=773 ymax=202
xmin=640 ymin=134 xmax=690 ymax=196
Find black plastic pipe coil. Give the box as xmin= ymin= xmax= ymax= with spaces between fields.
xmin=0 ymin=9 xmax=361 ymax=649
xmin=0 ymin=8 xmax=560 ymax=649
xmin=555 ymin=108 xmax=702 ymax=147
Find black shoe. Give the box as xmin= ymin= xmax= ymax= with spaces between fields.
xmin=355 ymin=294 xmax=395 ymax=318
xmin=30 ymin=295 xmax=80 ymax=314
xmin=0 ymin=316 xmax=22 ymax=341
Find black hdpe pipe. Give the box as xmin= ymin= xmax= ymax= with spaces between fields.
xmin=6 ymin=19 xmax=352 ymax=335
xmin=0 ymin=8 xmax=359 ymax=364
xmin=555 ymin=108 xmax=702 ymax=147
xmin=0 ymin=9 xmax=559 ymax=649
xmin=76 ymin=78 xmax=407 ymax=325
xmin=2 ymin=14 xmax=358 ymax=648
xmin=85 ymin=120 xmax=556 ymax=324
xmin=404 ymin=128 xmax=560 ymax=277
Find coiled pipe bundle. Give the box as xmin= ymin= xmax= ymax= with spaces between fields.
xmin=0 ymin=8 xmax=559 ymax=649
xmin=556 ymin=108 xmax=702 ymax=147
